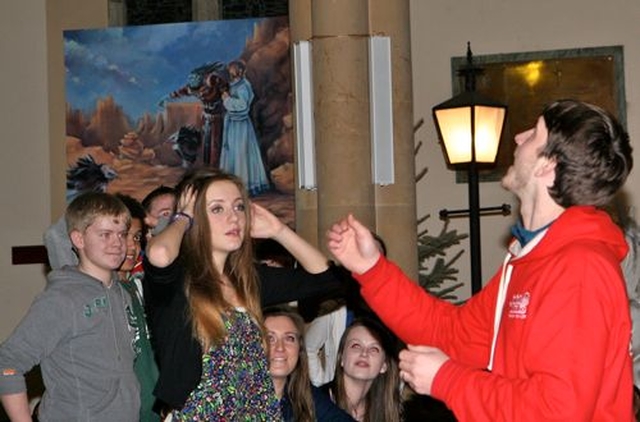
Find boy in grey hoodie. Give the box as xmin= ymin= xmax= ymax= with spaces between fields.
xmin=0 ymin=192 xmax=140 ymax=422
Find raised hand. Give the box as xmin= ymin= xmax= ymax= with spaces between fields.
xmin=326 ymin=214 xmax=380 ymax=274
xmin=176 ymin=185 xmax=196 ymax=218
xmin=250 ymin=203 xmax=285 ymax=240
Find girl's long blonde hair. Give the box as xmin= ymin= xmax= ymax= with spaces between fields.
xmin=177 ymin=168 xmax=262 ymax=350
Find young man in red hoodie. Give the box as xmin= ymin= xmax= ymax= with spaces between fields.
xmin=327 ymin=99 xmax=634 ymax=421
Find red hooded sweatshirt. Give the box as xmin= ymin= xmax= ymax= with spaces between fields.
xmin=355 ymin=206 xmax=633 ymax=421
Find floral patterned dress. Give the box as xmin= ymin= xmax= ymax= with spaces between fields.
xmin=173 ymin=308 xmax=282 ymax=421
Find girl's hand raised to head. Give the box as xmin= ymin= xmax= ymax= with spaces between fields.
xmin=250 ymin=203 xmax=285 ymax=240
xmin=177 ymin=185 xmax=196 ymax=218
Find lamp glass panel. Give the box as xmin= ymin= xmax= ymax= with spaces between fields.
xmin=435 ymin=107 xmax=472 ymax=164
xmin=474 ymin=105 xmax=505 ymax=163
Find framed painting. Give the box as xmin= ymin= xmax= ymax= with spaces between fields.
xmin=63 ymin=16 xmax=296 ymax=225
xmin=450 ymin=45 xmax=626 ymax=182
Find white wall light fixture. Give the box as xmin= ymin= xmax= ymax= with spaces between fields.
xmin=368 ymin=36 xmax=394 ymax=185
xmin=293 ymin=40 xmax=316 ymax=190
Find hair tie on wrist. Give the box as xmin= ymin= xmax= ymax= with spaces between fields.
xmin=171 ymin=212 xmax=193 ymax=230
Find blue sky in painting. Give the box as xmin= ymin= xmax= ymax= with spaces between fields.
xmin=64 ymin=18 xmax=263 ymax=120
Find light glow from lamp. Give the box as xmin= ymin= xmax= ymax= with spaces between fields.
xmin=293 ymin=40 xmax=316 ymax=190
xmin=434 ymin=105 xmax=505 ymax=164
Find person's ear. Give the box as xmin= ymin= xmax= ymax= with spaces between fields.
xmin=535 ymin=156 xmax=557 ymax=184
xmin=379 ymin=361 xmax=388 ymax=374
xmin=69 ymin=230 xmax=84 ymax=250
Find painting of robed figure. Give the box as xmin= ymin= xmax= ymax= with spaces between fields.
xmin=64 ymin=16 xmax=295 ymax=224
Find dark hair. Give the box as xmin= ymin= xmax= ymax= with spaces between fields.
xmin=141 ymin=185 xmax=176 ymax=212
xmin=116 ymin=193 xmax=146 ymax=221
xmin=541 ymin=99 xmax=633 ymax=207
xmin=116 ymin=193 xmax=148 ymax=249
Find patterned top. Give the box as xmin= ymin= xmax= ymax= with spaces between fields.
xmin=173 ymin=308 xmax=283 ymax=421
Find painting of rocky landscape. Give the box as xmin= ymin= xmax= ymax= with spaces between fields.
xmin=64 ymin=16 xmax=295 ymax=226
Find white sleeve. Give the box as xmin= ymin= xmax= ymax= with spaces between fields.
xmin=304 ymin=306 xmax=348 ymax=386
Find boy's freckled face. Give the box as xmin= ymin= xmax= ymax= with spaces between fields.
xmin=75 ymin=215 xmax=129 ymax=274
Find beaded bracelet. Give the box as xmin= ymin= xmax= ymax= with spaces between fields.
xmin=170 ymin=211 xmax=194 ymax=230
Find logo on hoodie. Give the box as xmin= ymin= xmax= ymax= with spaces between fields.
xmin=83 ymin=296 xmax=108 ymax=318
xmin=508 ymin=292 xmax=530 ymax=319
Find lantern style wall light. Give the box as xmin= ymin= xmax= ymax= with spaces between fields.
xmin=432 ymin=43 xmax=509 ymax=294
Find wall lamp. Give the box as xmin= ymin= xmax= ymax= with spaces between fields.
xmin=293 ymin=40 xmax=316 ymax=190
xmin=432 ymin=43 xmax=509 ymax=294
xmin=293 ymin=37 xmax=394 ymax=190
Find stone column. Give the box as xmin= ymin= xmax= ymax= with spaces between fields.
xmin=368 ymin=0 xmax=417 ymax=276
xmin=192 ymin=0 xmax=221 ymax=21
xmin=289 ymin=0 xmax=319 ymax=247
xmin=290 ymin=0 xmax=417 ymax=277
xmin=311 ymin=0 xmax=377 ymax=254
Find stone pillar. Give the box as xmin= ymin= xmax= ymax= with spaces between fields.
xmin=107 ymin=0 xmax=126 ymax=26
xmin=192 ymin=0 xmax=221 ymax=21
xmin=311 ymin=0 xmax=377 ymax=253
xmin=289 ymin=0 xmax=320 ymax=247
xmin=368 ymin=0 xmax=417 ymax=276
xmin=290 ymin=0 xmax=417 ymax=277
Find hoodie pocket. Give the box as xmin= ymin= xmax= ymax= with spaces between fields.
xmin=87 ymin=377 xmax=120 ymax=415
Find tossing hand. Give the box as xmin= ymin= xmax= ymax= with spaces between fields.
xmin=326 ymin=214 xmax=380 ymax=274
xmin=399 ymin=345 xmax=450 ymax=395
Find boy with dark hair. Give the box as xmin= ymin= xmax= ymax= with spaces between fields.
xmin=115 ymin=193 xmax=160 ymax=422
xmin=141 ymin=185 xmax=176 ymax=236
xmin=328 ymin=100 xmax=634 ymax=420
xmin=0 ymin=192 xmax=140 ymax=421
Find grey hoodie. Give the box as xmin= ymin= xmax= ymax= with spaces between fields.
xmin=0 ymin=267 xmax=140 ymax=422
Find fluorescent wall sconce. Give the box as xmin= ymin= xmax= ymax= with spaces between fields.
xmin=293 ymin=37 xmax=394 ymax=189
xmin=369 ymin=36 xmax=394 ymax=185
xmin=293 ymin=40 xmax=316 ymax=190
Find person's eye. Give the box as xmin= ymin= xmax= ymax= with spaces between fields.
xmin=160 ymin=210 xmax=173 ymax=217
xmin=369 ymin=346 xmax=381 ymax=354
xmin=132 ymin=233 xmax=143 ymax=243
xmin=266 ymin=334 xmax=275 ymax=343
xmin=285 ymin=335 xmax=298 ymax=343
xmin=350 ymin=343 xmax=361 ymax=350
xmin=210 ymin=205 xmax=224 ymax=214
xmin=234 ymin=203 xmax=245 ymax=212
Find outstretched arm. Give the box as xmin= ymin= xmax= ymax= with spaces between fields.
xmin=251 ymin=203 xmax=328 ymax=273
xmin=146 ymin=187 xmax=195 ymax=268
xmin=326 ymin=214 xmax=380 ymax=275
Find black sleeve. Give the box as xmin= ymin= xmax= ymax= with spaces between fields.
xmin=142 ymin=255 xmax=202 ymax=409
xmin=258 ymin=263 xmax=345 ymax=307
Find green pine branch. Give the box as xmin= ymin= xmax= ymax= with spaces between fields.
xmin=415 ymin=119 xmax=468 ymax=302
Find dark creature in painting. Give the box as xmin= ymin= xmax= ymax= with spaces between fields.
xmin=167 ymin=126 xmax=202 ymax=168
xmin=66 ymin=154 xmax=118 ymax=202
xmin=161 ymin=61 xmax=229 ymax=167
